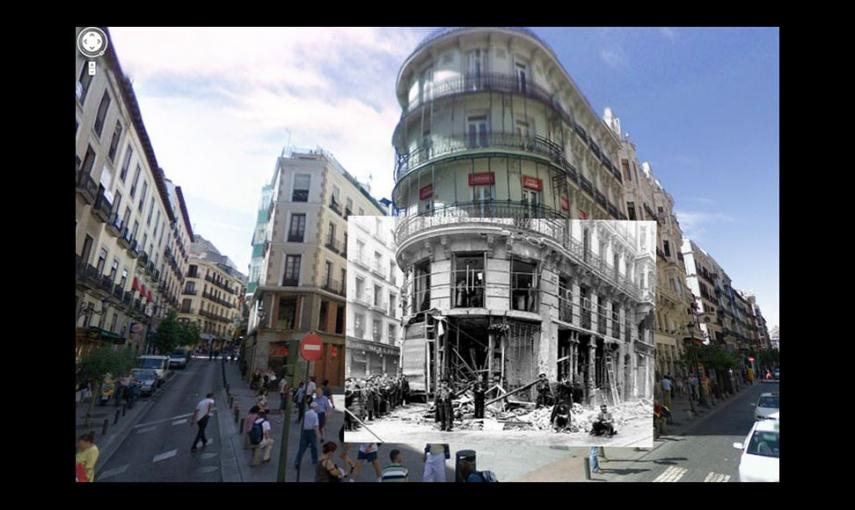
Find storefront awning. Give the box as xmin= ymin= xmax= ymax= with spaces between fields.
xmin=84 ymin=327 xmax=127 ymax=345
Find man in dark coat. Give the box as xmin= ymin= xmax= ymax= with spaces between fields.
xmin=535 ymin=373 xmax=552 ymax=408
xmin=436 ymin=380 xmax=454 ymax=431
xmin=401 ymin=375 xmax=410 ymax=406
xmin=473 ymin=380 xmax=486 ymax=419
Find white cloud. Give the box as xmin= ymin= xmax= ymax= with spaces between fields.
xmin=600 ymin=48 xmax=626 ymax=69
xmin=107 ymin=27 xmax=426 ymax=270
xmin=675 ymin=210 xmax=734 ymax=241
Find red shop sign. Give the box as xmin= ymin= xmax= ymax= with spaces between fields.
xmin=522 ymin=176 xmax=542 ymax=191
xmin=468 ymin=172 xmax=495 ymax=186
xmin=560 ymin=196 xmax=570 ymax=211
xmin=330 ymin=345 xmax=338 ymax=358
xmin=419 ymin=184 xmax=433 ymax=200
xmin=578 ymin=209 xmax=589 ymax=219
xmin=270 ymin=345 xmax=290 ymax=357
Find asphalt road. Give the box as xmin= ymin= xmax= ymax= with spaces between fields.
xmin=594 ymin=381 xmax=779 ymax=482
xmin=97 ymin=358 xmax=224 ymax=482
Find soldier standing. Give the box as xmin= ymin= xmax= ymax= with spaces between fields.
xmin=535 ymin=373 xmax=552 ymax=408
xmin=401 ymin=375 xmax=410 ymax=406
xmin=436 ymin=380 xmax=454 ymax=431
xmin=473 ymin=380 xmax=486 ymax=419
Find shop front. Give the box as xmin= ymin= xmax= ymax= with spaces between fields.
xmin=346 ymin=337 xmax=400 ymax=379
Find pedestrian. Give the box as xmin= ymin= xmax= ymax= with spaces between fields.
xmin=381 ymin=449 xmax=409 ymax=482
xmin=661 ymin=375 xmax=672 ymax=410
xmin=436 ymin=380 xmax=454 ymax=431
xmin=458 ymin=451 xmax=498 ymax=482
xmin=590 ymin=404 xmax=617 ymax=437
xmin=249 ymin=409 xmax=274 ymax=464
xmin=316 ymin=441 xmax=346 ymax=482
xmin=338 ymin=424 xmax=356 ymax=478
xmin=589 ymin=446 xmax=601 ymax=475
xmin=243 ymin=405 xmax=260 ymax=450
xmin=353 ymin=443 xmax=383 ymax=482
xmin=294 ymin=401 xmax=321 ymax=469
xmin=473 ymin=380 xmax=485 ymax=419
xmin=76 ymin=432 xmax=99 ymax=483
xmin=295 ymin=382 xmax=306 ymax=423
xmin=307 ymin=376 xmax=317 ymax=397
xmin=191 ymin=392 xmax=215 ymax=452
xmin=322 ymin=379 xmax=332 ymax=398
xmin=256 ymin=389 xmax=269 ymax=413
xmin=422 ymin=443 xmax=449 ymax=482
xmin=314 ymin=387 xmax=333 ymax=441
xmin=401 ymin=375 xmax=410 ymax=406
xmin=278 ymin=377 xmax=290 ymax=414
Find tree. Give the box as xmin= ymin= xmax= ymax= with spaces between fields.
xmin=179 ymin=320 xmax=201 ymax=348
xmin=151 ymin=311 xmax=182 ymax=354
xmin=77 ymin=346 xmax=136 ymax=428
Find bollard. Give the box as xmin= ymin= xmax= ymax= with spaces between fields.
xmin=114 ymin=409 xmax=121 ymax=424
xmin=102 ymin=418 xmax=109 ymax=436
xmin=122 ymin=403 xmax=127 ymax=417
xmin=229 ymin=395 xmax=234 ymax=408
xmin=234 ymin=406 xmax=240 ymax=425
xmin=584 ymin=457 xmax=592 ymax=480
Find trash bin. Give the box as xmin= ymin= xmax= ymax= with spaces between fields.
xmin=455 ymin=450 xmax=476 ymax=482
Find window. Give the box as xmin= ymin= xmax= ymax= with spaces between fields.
xmin=283 ymin=255 xmax=301 ymax=286
xmin=345 ymin=197 xmax=353 ymax=217
xmin=109 ymin=258 xmax=119 ymax=282
xmin=510 ymin=258 xmax=538 ymax=312
xmin=292 ymin=174 xmax=310 ymax=202
xmin=627 ymin=202 xmax=636 ymax=221
xmin=112 ymin=191 xmax=122 ymax=217
xmin=467 ymin=115 xmax=488 ymax=148
xmin=515 ymin=61 xmax=528 ymax=93
xmin=324 ymin=261 xmax=333 ymax=288
xmin=388 ymin=324 xmax=397 ymax=344
xmin=350 ymin=277 xmax=364 ymax=305
xmin=188 ymin=265 xmax=198 ymax=278
xmin=77 ymin=63 xmax=93 ymax=104
xmin=453 ymin=253 xmax=485 ymax=308
xmin=354 ymin=313 xmax=365 ymax=338
xmin=663 ymin=240 xmax=671 ymax=257
xmin=467 ymin=49 xmax=484 ymax=82
xmin=373 ymin=319 xmax=382 ymax=342
xmin=419 ymin=65 xmax=433 ymax=104
xmin=107 ymin=121 xmax=123 ymax=161
xmin=93 ymin=91 xmax=111 ymax=137
xmin=96 ymin=248 xmax=108 ymax=274
xmin=374 ymin=252 xmax=382 ymax=272
xmin=138 ymin=181 xmax=148 ymax=212
xmin=132 ymin=221 xmax=139 ymax=240
xmin=389 ymin=261 xmax=396 ymax=284
xmin=288 ymin=214 xmax=306 ymax=242
xmin=278 ymin=296 xmax=298 ymax=329
xmin=335 ymin=305 xmax=345 ymax=335
xmin=147 ymin=197 xmax=155 ymax=225
xmin=119 ymin=268 xmax=128 ymax=290
xmin=319 ymin=301 xmax=329 ymax=332
xmin=374 ymin=284 xmax=382 ymax=307
xmin=357 ymin=240 xmax=365 ymax=262
xmin=327 ymin=222 xmax=336 ymax=246
xmin=79 ymin=145 xmax=97 ymax=176
xmin=621 ymin=159 xmax=631 ymax=182
xmin=129 ymin=164 xmax=142 ymax=197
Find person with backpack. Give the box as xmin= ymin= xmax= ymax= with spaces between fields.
xmin=243 ymin=405 xmax=260 ymax=450
xmin=249 ymin=409 xmax=273 ymax=463
xmin=458 ymin=452 xmax=498 ymax=482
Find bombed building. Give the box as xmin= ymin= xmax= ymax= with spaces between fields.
xmin=396 ymin=217 xmax=656 ymax=406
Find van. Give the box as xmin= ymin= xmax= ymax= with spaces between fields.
xmin=137 ymin=355 xmax=170 ymax=385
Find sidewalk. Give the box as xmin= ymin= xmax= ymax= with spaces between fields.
xmin=658 ymin=379 xmax=749 ymax=439
xmin=217 ymin=360 xmax=347 ymax=482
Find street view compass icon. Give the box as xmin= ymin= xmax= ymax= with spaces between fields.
xmin=77 ymin=27 xmax=108 ymax=58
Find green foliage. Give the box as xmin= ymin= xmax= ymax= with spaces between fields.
xmin=179 ymin=320 xmax=201 ymax=347
xmin=77 ymin=346 xmax=136 ymax=387
xmin=682 ymin=343 xmax=739 ymax=371
xmin=151 ymin=311 xmax=182 ymax=354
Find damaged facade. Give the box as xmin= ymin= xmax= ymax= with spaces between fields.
xmin=389 ymin=28 xmax=655 ymax=407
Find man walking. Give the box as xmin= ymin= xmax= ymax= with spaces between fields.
xmin=295 ymin=382 xmax=306 ymax=423
xmin=278 ymin=377 xmax=290 ymax=415
xmin=436 ymin=380 xmax=454 ymax=431
xmin=191 ymin=392 xmax=215 ymax=451
xmin=250 ymin=409 xmax=274 ymax=463
xmin=473 ymin=380 xmax=485 ymax=419
xmin=381 ymin=449 xmax=409 ymax=482
xmin=535 ymin=373 xmax=551 ymax=408
xmin=661 ymin=374 xmax=672 ymax=410
xmin=294 ymin=401 xmax=321 ymax=469
xmin=589 ymin=446 xmax=601 ymax=475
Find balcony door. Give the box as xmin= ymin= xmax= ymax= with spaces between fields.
xmin=418 ymin=66 xmax=433 ymax=105
xmin=467 ymin=115 xmax=488 ymax=149
xmin=467 ymin=49 xmax=484 ymax=89
xmin=515 ymin=61 xmax=528 ymax=94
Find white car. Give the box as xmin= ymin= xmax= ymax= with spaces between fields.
xmin=138 ymin=355 xmax=170 ymax=385
xmin=733 ymin=416 xmax=779 ymax=482
xmin=754 ymin=393 xmax=779 ymax=421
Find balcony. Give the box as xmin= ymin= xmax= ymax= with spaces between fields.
xmin=76 ymin=169 xmax=98 ymax=204
xmin=128 ymin=240 xmax=140 ymax=258
xmin=112 ymin=284 xmax=124 ymax=301
xmin=122 ymin=291 xmax=132 ymax=307
xmin=324 ymin=237 xmax=343 ymax=255
xmin=594 ymin=190 xmax=607 ymax=210
xmin=183 ymin=287 xmax=197 ymax=296
xmin=329 ymin=199 xmax=342 ymax=216
xmin=117 ymin=226 xmax=132 ymax=248
xmin=322 ymin=279 xmax=345 ymax=297
xmin=92 ymin=189 xmax=113 ymax=223
xmin=607 ymin=203 xmax=620 ymax=219
xmin=370 ymin=300 xmax=387 ymax=314
xmin=370 ymin=262 xmax=386 ymax=279
xmin=282 ymin=277 xmax=299 ymax=287
xmin=579 ymin=176 xmax=594 ymax=197
xmin=139 ymin=251 xmax=149 ymax=266
xmin=106 ymin=212 xmax=123 ymax=237
xmin=558 ymin=295 xmax=574 ymax=323
xmin=395 ymin=131 xmax=565 ymax=182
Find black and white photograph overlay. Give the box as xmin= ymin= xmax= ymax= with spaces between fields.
xmin=344 ymin=216 xmax=657 ymax=447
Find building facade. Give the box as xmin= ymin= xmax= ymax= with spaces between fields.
xmin=346 ymin=217 xmax=405 ymax=378
xmin=247 ymin=183 xmax=274 ymax=297
xmin=75 ymin=27 xmax=193 ymax=359
xmin=246 ymin=148 xmax=386 ymax=388
xmin=178 ymin=236 xmax=246 ymax=351
xmin=768 ymin=325 xmax=779 ymax=350
xmin=606 ymin=109 xmax=694 ymax=380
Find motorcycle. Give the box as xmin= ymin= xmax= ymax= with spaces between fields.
xmin=99 ymin=379 xmax=115 ymax=406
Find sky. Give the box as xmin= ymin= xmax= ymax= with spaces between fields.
xmin=106 ymin=27 xmax=779 ymax=329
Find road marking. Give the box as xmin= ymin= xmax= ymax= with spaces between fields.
xmin=172 ymin=418 xmax=188 ymax=425
xmin=153 ymin=449 xmax=178 ymax=463
xmin=98 ymin=464 xmax=129 ymax=480
xmin=134 ymin=410 xmax=215 ymax=430
xmin=653 ymin=466 xmax=687 ymax=482
xmin=136 ymin=425 xmax=157 ymax=434
xmin=704 ymin=472 xmax=731 ymax=482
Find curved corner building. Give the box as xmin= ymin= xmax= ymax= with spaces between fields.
xmin=392 ymin=27 xmax=656 ymax=404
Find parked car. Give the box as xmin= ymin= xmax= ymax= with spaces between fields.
xmin=733 ymin=415 xmax=779 ymax=482
xmin=137 ymin=355 xmax=170 ymax=386
xmin=754 ymin=392 xmax=779 ymax=421
xmin=131 ymin=368 xmax=159 ymax=397
xmin=169 ymin=350 xmax=189 ymax=369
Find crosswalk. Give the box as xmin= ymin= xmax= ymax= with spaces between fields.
xmin=652 ymin=466 xmax=732 ymax=482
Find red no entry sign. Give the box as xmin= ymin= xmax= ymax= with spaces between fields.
xmin=300 ymin=333 xmax=323 ymax=361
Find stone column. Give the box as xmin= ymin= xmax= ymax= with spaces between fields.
xmin=587 ymin=341 xmax=596 ymax=403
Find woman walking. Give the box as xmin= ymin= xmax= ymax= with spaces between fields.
xmin=316 ymin=442 xmax=346 ymax=482
xmin=76 ymin=432 xmax=100 ymax=482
